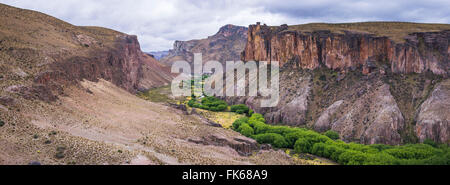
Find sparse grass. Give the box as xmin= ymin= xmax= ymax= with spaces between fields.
xmin=138 ymin=86 xmax=176 ymax=103
xmin=196 ymin=108 xmax=245 ymax=129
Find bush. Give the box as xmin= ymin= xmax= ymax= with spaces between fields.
xmin=189 ymin=97 xmax=228 ymax=112
xmin=423 ymin=139 xmax=437 ymax=148
xmin=253 ymin=133 xmax=288 ymax=148
xmin=248 ymin=109 xmax=254 ymax=116
xmin=0 ymin=120 xmax=4 ymax=127
xmin=232 ymin=117 xmax=249 ymax=130
xmin=229 ymin=105 xmax=450 ymax=165
xmin=230 ymin=104 xmax=250 ymax=114
xmin=384 ymin=144 xmax=438 ymax=160
xmin=324 ymin=130 xmax=340 ymax=140
xmin=252 ymin=121 xmax=270 ymax=135
xmin=338 ymin=150 xmax=365 ymax=165
xmin=238 ymin=124 xmax=254 ymax=137
xmin=294 ymin=139 xmax=311 ymax=153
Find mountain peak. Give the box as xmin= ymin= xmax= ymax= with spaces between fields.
xmin=215 ymin=24 xmax=248 ymax=38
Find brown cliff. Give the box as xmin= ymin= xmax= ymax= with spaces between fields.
xmin=242 ymin=22 xmax=449 ymax=76
xmin=229 ymin=22 xmax=450 ymax=145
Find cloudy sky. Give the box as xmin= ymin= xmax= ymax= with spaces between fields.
xmin=1 ymin=0 xmax=449 ymax=51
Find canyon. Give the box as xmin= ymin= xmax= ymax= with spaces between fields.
xmin=234 ymin=22 xmax=449 ymax=145
xmin=0 ymin=4 xmax=297 ymax=165
xmin=0 ymin=2 xmax=448 ymax=165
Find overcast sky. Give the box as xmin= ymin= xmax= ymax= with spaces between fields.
xmin=1 ymin=0 xmax=449 ymax=51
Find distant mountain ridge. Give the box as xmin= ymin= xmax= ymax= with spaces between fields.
xmin=146 ymin=51 xmax=169 ymax=60
xmin=160 ymin=24 xmax=248 ymax=65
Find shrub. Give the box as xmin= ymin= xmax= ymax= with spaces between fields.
xmin=423 ymin=139 xmax=437 ymax=148
xmin=232 ymin=117 xmax=249 ymax=130
xmin=229 ymin=105 xmax=449 ymax=165
xmin=189 ymin=97 xmax=228 ymax=112
xmin=0 ymin=120 xmax=4 ymax=127
xmin=338 ymin=150 xmax=366 ymax=165
xmin=253 ymin=133 xmax=288 ymax=148
xmin=252 ymin=121 xmax=270 ymax=135
xmin=230 ymin=104 xmax=250 ymax=114
xmin=248 ymin=109 xmax=254 ymax=116
xmin=239 ymin=124 xmax=254 ymax=137
xmin=266 ymin=126 xmax=298 ymax=136
xmin=249 ymin=113 xmax=265 ymax=124
xmin=384 ymin=144 xmax=438 ymax=160
xmin=324 ymin=130 xmax=340 ymax=140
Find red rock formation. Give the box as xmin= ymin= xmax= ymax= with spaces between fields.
xmin=242 ymin=23 xmax=449 ymax=76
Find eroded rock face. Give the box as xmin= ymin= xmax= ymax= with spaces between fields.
xmin=314 ymin=100 xmax=344 ymax=132
xmin=416 ymin=79 xmax=450 ymax=143
xmin=32 ymin=35 xmax=172 ymax=101
xmin=243 ymin=23 xmax=449 ymax=76
xmin=330 ymin=84 xmax=405 ymax=145
xmin=225 ymin=68 xmax=312 ymax=126
xmin=160 ymin=24 xmax=248 ymax=66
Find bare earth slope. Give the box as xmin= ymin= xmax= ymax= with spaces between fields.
xmin=1 ymin=79 xmax=296 ymax=164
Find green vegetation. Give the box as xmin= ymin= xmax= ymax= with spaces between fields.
xmin=232 ymin=113 xmax=450 ymax=165
xmin=188 ymin=96 xmax=228 ymax=112
xmin=324 ymin=130 xmax=340 ymax=140
xmin=0 ymin=120 xmax=5 ymax=127
xmin=230 ymin=104 xmax=253 ymax=116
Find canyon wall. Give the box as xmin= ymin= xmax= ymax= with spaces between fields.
xmin=242 ymin=23 xmax=449 ymax=76
xmin=235 ymin=22 xmax=450 ymax=144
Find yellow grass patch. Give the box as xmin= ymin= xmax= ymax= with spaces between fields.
xmin=195 ymin=109 xmax=245 ymax=129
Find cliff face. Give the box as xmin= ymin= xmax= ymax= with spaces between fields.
xmin=243 ymin=23 xmax=449 ymax=76
xmin=416 ymin=79 xmax=450 ymax=143
xmin=233 ymin=22 xmax=450 ymax=144
xmin=160 ymin=24 xmax=248 ymax=65
xmin=0 ymin=4 xmax=172 ymax=102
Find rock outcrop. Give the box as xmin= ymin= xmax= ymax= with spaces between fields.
xmin=415 ymin=79 xmax=450 ymax=143
xmin=160 ymin=24 xmax=248 ymax=65
xmin=242 ymin=22 xmax=449 ymax=76
xmin=329 ymin=84 xmax=405 ymax=145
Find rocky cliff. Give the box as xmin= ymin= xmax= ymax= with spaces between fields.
xmin=0 ymin=3 xmax=172 ymax=102
xmin=243 ymin=22 xmax=449 ymax=76
xmin=231 ymin=22 xmax=449 ymax=145
xmin=160 ymin=24 xmax=248 ymax=65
